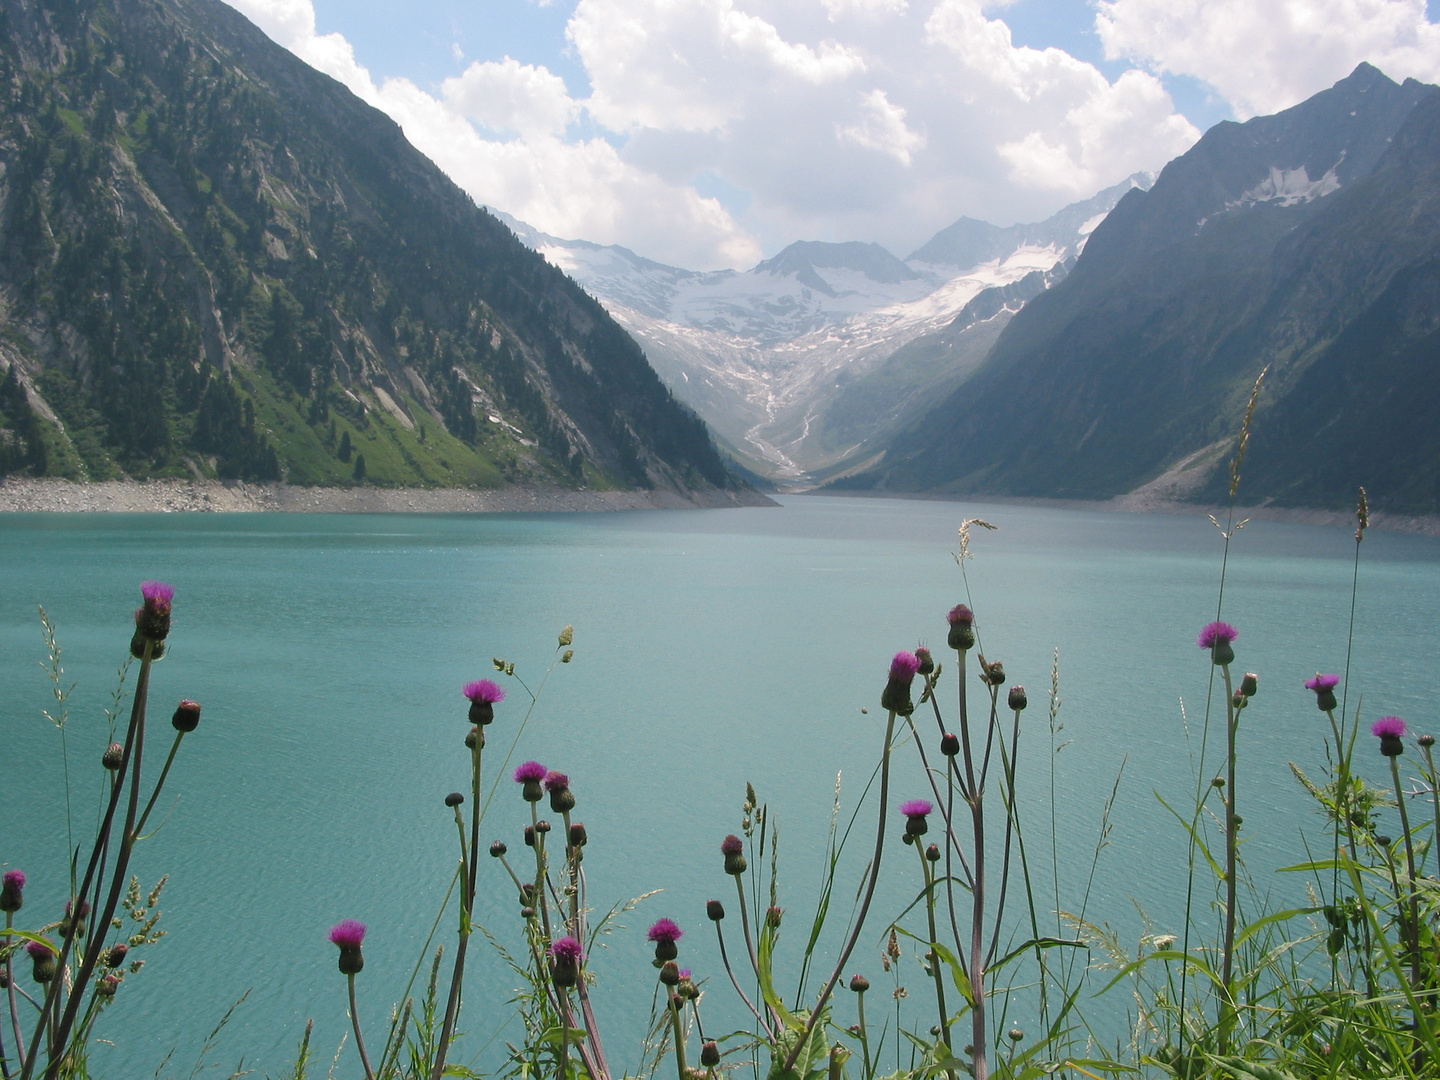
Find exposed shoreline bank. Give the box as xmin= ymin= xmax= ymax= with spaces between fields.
xmin=808 ymin=489 xmax=1440 ymax=538
xmin=0 ymin=477 xmax=778 ymax=513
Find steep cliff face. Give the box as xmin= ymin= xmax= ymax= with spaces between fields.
xmin=0 ymin=0 xmax=743 ymax=498
xmin=848 ymin=65 xmax=1440 ymax=514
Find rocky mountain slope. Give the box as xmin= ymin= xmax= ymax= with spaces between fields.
xmin=845 ymin=64 xmax=1440 ymax=515
xmin=503 ymin=175 xmax=1149 ymax=485
xmin=0 ymin=0 xmax=748 ymax=501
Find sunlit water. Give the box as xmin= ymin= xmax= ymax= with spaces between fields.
xmin=2 ymin=495 xmax=1438 ymax=1076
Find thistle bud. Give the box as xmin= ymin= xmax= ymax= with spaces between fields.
xmin=550 ymin=936 xmax=583 ymax=988
xmin=134 ymin=582 xmax=175 ymax=643
xmin=463 ymin=679 xmax=505 ymax=726
xmin=546 ymin=771 xmax=576 ymax=813
xmin=946 ymin=605 xmax=975 ymax=651
xmin=27 ymin=940 xmax=55 ymax=983
xmin=701 ymin=1042 xmax=721 ymax=1067
xmin=1007 ymin=685 xmax=1027 ymax=711
xmin=329 ymin=920 xmax=366 ymax=976
xmin=1008 ymin=1028 xmax=1024 ymax=1042
xmin=925 ymin=843 xmax=941 ymax=863
xmin=105 ymin=943 xmax=129 ymax=968
xmin=981 ymin=660 xmax=1005 ymax=686
xmin=765 ymin=906 xmax=783 ymax=928
xmin=171 ymin=699 xmax=201 ymax=732
xmin=102 ymin=743 xmax=124 ymax=771
xmin=1239 ymin=673 xmax=1258 ymax=698
xmin=915 ymin=647 xmax=934 ymax=676
xmin=444 ymin=792 xmax=465 ymax=807
xmin=1421 ymin=734 xmax=1436 ymax=749
xmin=569 ymin=822 xmax=588 ymax=847
xmin=524 ymin=825 xmax=536 ymax=847
xmin=0 ymin=870 xmax=24 ymax=913
xmin=849 ymin=974 xmax=870 ymax=993
xmin=490 ymin=840 xmax=507 ymax=857
xmin=721 ymin=835 xmax=747 ymax=875
xmin=660 ymin=960 xmax=681 ymax=986
xmin=706 ymin=899 xmax=725 ymax=921
xmin=881 ymin=651 xmax=920 ymax=716
xmin=940 ymin=732 xmax=960 ymax=757
xmin=96 ymin=973 xmax=120 ymax=998
xmin=465 ymin=727 xmax=480 ymax=750
xmin=521 ymin=906 xmax=537 ymax=920
xmin=60 ymin=898 xmax=90 ymax=938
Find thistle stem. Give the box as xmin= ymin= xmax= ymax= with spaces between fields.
xmin=349 ymin=973 xmax=376 ymax=1080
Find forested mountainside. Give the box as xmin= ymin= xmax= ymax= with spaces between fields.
xmin=845 ymin=65 xmax=1440 ymax=515
xmin=0 ymin=0 xmax=742 ymax=496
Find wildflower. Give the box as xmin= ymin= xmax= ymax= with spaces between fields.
xmin=659 ymin=959 xmax=681 ymax=985
xmin=882 ymin=651 xmax=920 ymax=716
xmin=1373 ymin=716 xmax=1407 ymax=757
xmin=131 ymin=581 xmax=175 ymax=657
xmin=463 ymin=679 xmax=505 ymax=726
xmin=925 ymin=843 xmax=941 ymax=862
xmin=172 ymin=699 xmax=202 ymax=732
xmin=1151 ymin=934 xmax=1176 ymax=950
xmin=0 ymin=870 xmax=25 ymax=913
xmin=849 ymin=974 xmax=870 ymax=992
xmin=545 ymin=770 xmax=576 ymax=813
xmin=701 ymin=1042 xmax=721 ymax=1067
xmin=568 ymin=822 xmax=588 ymax=848
xmin=1008 ymin=685 xmax=1027 ymax=711
xmin=901 ymin=799 xmax=932 ymax=838
xmin=26 ymin=939 xmax=56 ymax=983
xmin=721 ymin=834 xmax=747 ymax=875
xmin=96 ymin=973 xmax=120 ymax=997
xmin=102 ymin=743 xmax=124 ymax=771
xmin=60 ymin=898 xmax=90 ymax=937
xmin=915 ymin=646 xmax=934 ymax=676
xmin=1239 ymin=673 xmax=1258 ymax=698
xmin=706 ymin=899 xmax=725 ymax=921
xmin=514 ymin=761 xmax=547 ymax=802
xmin=947 ymin=605 xmax=975 ymax=651
xmin=329 ymin=920 xmax=366 ymax=975
xmin=648 ymin=917 xmax=683 ymax=961
xmin=1305 ymin=673 xmax=1340 ymax=712
xmin=105 ymin=943 xmax=129 ymax=967
xmin=940 ymin=732 xmax=960 ymax=756
xmin=1197 ymin=621 xmax=1237 ymax=666
xmin=550 ymin=935 xmax=584 ymax=988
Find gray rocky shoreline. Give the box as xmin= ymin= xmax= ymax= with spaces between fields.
xmin=0 ymin=477 xmax=778 ymax=513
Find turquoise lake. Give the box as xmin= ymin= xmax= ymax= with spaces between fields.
xmin=2 ymin=494 xmax=1438 ymax=1076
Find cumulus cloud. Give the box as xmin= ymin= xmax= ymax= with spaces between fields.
xmin=223 ymin=0 xmax=1205 ymax=268
xmin=1097 ymin=0 xmax=1440 ymax=118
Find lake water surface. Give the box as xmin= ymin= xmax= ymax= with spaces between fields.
xmin=2 ymin=495 xmax=1438 ymax=1076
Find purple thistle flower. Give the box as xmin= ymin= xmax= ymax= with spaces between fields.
xmin=0 ymin=869 xmax=24 ymax=914
xmin=1197 ymin=622 xmax=1238 ymax=648
xmin=900 ymin=799 xmax=933 ymax=818
xmin=514 ymin=761 xmax=548 ymax=784
xmin=3 ymin=870 xmax=24 ymax=889
xmin=720 ymin=835 xmax=744 ymax=856
xmin=1306 ymin=674 xmax=1341 ymax=692
xmin=550 ymin=936 xmax=584 ymax=963
xmin=890 ymin=651 xmax=920 ymax=682
xmin=946 ymin=605 xmax=973 ymax=627
xmin=140 ymin=581 xmax=175 ymax=609
xmin=647 ymin=918 xmax=683 ymax=944
xmin=25 ymin=939 xmax=53 ymax=959
xmin=1373 ymin=716 xmax=1408 ymax=740
xmin=544 ymin=771 xmax=570 ymax=793
xmin=329 ymin=919 xmax=366 ymax=947
xmin=463 ymin=679 xmax=506 ymax=704
xmin=678 ymin=968 xmax=692 ymax=981
xmin=901 ymin=798 xmax=932 ymax=838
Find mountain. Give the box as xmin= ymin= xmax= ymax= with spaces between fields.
xmin=0 ymin=0 xmax=749 ymax=502
xmin=501 ymin=174 xmax=1149 ymax=485
xmin=846 ymin=64 xmax=1440 ymax=514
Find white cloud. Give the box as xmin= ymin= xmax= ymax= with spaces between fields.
xmin=838 ymin=89 xmax=926 ymax=164
xmin=442 ymin=57 xmax=578 ymax=136
xmin=222 ymin=0 xmax=1202 ymax=268
xmin=1097 ymin=0 xmax=1440 ymax=118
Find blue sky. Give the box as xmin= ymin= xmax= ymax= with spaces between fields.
xmin=229 ymin=0 xmax=1440 ymax=269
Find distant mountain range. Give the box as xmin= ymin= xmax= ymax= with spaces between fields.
xmin=843 ymin=63 xmax=1440 ymax=515
xmin=0 ymin=0 xmax=750 ymax=502
xmin=500 ymin=175 xmax=1150 ymax=484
